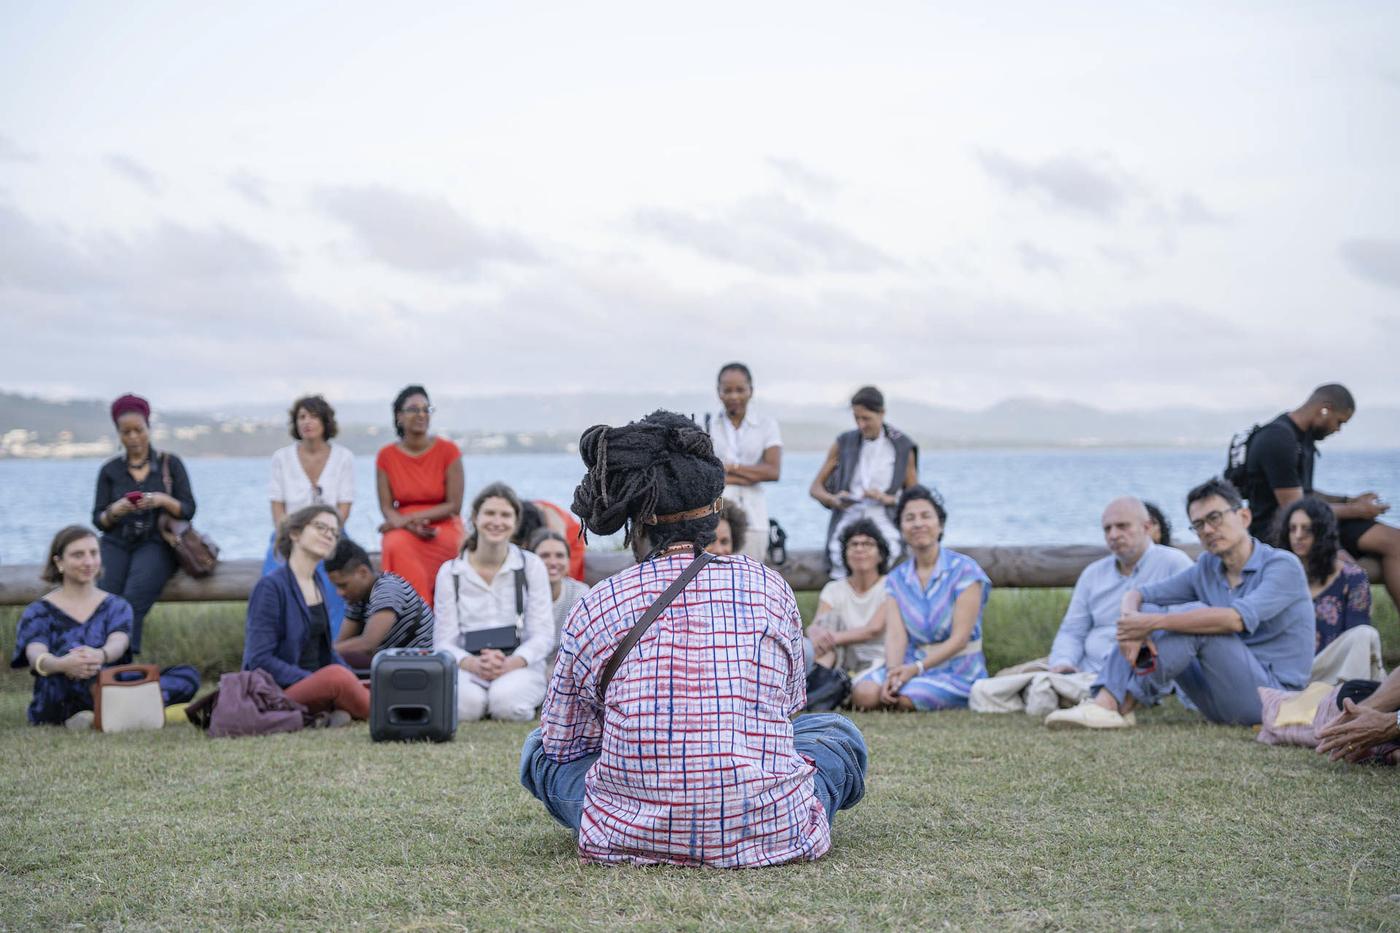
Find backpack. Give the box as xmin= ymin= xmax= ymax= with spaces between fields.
xmin=1224 ymin=423 xmax=1262 ymax=492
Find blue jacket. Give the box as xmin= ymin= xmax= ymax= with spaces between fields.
xmin=242 ymin=565 xmax=346 ymax=688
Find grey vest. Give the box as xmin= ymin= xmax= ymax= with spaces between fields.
xmin=824 ymin=425 xmax=918 ymax=566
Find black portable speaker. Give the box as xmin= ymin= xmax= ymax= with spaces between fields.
xmin=370 ymin=648 xmax=458 ymax=742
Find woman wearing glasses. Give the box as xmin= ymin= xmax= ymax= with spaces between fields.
xmin=263 ymin=395 xmax=356 ymax=635
xmin=243 ymin=505 xmax=369 ymax=720
xmin=376 ymin=385 xmax=465 ymax=605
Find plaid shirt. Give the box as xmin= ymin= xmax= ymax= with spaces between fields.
xmin=541 ymin=553 xmax=829 ymax=867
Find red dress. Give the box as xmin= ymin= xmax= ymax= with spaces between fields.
xmin=534 ymin=499 xmax=587 ymax=582
xmin=376 ymin=438 xmax=465 ymax=605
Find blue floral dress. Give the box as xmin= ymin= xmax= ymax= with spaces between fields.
xmin=856 ymin=548 xmax=991 ymax=710
xmin=10 ymin=595 xmax=132 ymax=725
xmin=1313 ymin=562 xmax=1371 ymax=653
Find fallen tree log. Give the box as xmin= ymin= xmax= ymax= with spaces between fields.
xmin=0 ymin=546 xmax=1384 ymax=606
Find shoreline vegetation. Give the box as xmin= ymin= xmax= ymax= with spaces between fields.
xmin=7 ymin=389 xmax=1400 ymax=459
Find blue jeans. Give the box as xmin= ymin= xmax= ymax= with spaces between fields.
xmin=519 ymin=713 xmax=869 ymax=831
xmin=1094 ymin=630 xmax=1284 ymax=725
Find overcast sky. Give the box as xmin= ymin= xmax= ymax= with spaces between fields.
xmin=2 ymin=2 xmax=1398 ymax=414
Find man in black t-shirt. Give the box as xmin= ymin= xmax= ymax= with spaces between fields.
xmin=325 ymin=537 xmax=434 ymax=669
xmin=1242 ymin=383 xmax=1399 ymax=606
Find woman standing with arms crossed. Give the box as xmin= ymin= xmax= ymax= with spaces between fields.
xmin=263 ymin=395 xmax=355 ymax=636
xmin=376 ymin=385 xmax=464 ymax=605
xmin=91 ymin=394 xmax=197 ymax=656
xmin=708 ymin=362 xmax=782 ymax=563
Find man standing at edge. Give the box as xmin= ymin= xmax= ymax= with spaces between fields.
xmin=1045 ymin=478 xmax=1313 ymax=729
xmin=1242 ymin=383 xmax=1399 ymax=606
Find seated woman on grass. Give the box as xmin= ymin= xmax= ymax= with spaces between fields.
xmin=1276 ymin=496 xmax=1381 ymax=683
xmin=521 ymin=411 xmax=867 ymax=867
xmin=433 ymin=483 xmax=554 ymax=722
xmin=11 ymin=525 xmax=198 ymax=728
xmin=243 ymin=505 xmax=369 ymax=722
xmin=851 ymin=486 xmax=990 ymax=711
xmin=808 ymin=518 xmax=890 ymax=674
xmin=527 ymin=529 xmax=589 ymax=670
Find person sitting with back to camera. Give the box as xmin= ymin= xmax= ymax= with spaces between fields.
xmin=1276 ymin=496 xmax=1384 ymax=684
xmin=705 ymin=500 xmax=749 ymax=557
xmin=243 ymin=505 xmax=370 ymax=723
xmin=520 ymin=410 xmax=867 ymax=867
xmin=809 ymin=385 xmax=918 ymax=578
xmin=969 ymin=497 xmax=1195 ymax=716
xmin=12 ymin=525 xmax=199 ymax=728
xmin=527 ymin=528 xmax=590 ymax=670
xmin=807 ymin=518 xmax=890 ymax=675
xmin=323 ymin=536 xmax=435 ymax=671
xmin=433 ymin=483 xmax=554 ymax=722
xmin=1045 ymin=478 xmax=1313 ymax=730
xmin=851 ymin=486 xmax=991 ymax=711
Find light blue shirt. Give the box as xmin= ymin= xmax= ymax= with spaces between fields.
xmin=1136 ymin=538 xmax=1314 ymax=690
xmin=1048 ymin=544 xmax=1196 ymax=673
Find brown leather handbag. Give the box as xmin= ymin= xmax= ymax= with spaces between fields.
xmin=157 ymin=452 xmax=220 ymax=578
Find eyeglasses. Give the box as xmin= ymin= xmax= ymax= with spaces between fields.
xmin=846 ymin=539 xmax=879 ymax=550
xmin=401 ymin=405 xmax=434 ymax=416
xmin=307 ymin=520 xmax=340 ymax=537
xmin=1189 ymin=508 xmax=1238 ymax=535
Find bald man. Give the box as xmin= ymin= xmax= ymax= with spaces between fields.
xmin=970 ymin=497 xmax=1194 ymax=716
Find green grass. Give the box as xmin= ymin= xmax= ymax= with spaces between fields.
xmin=2 ymin=591 xmax=1398 ymax=929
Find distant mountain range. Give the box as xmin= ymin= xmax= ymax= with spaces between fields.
xmin=2 ymin=389 xmax=1396 ymax=458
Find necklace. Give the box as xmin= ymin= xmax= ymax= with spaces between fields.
xmin=653 ymin=541 xmax=697 ymax=559
xmin=127 ymin=454 xmax=150 ymax=470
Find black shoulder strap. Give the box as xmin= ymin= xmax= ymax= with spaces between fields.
xmin=514 ymin=568 xmax=526 ymax=622
xmin=596 ymin=552 xmax=714 ymax=704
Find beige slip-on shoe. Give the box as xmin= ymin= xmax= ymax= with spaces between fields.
xmin=1044 ymin=700 xmax=1136 ymax=730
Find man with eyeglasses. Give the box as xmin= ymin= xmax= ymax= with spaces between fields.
xmin=1241 ymin=382 xmax=1400 ymax=608
xmin=1045 ymin=478 xmax=1313 ymax=729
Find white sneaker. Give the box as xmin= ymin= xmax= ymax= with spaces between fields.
xmin=64 ymin=710 xmax=95 ymax=731
xmin=1044 ymin=701 xmax=1136 ymax=730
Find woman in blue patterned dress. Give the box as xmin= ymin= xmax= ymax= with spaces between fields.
xmin=851 ymin=486 xmax=990 ymax=711
xmin=11 ymin=525 xmax=198 ymax=728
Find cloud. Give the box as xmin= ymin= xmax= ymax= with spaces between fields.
xmin=767 ymin=157 xmax=839 ymax=198
xmin=229 ymin=170 xmax=270 ymax=207
xmin=634 ymin=194 xmax=896 ymax=275
xmin=104 ymin=154 xmax=163 ymax=195
xmin=314 ymin=184 xmax=540 ymax=278
xmin=1017 ymin=241 xmax=1065 ymax=275
xmin=1339 ymin=238 xmax=1400 ymax=291
xmin=975 ymin=149 xmax=1129 ymax=218
xmin=1171 ymin=193 xmax=1228 ymax=226
xmin=0 ymin=134 xmax=36 ymax=163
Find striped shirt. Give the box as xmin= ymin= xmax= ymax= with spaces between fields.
xmin=344 ymin=572 xmax=433 ymax=651
xmin=541 ymin=553 xmax=829 ymax=868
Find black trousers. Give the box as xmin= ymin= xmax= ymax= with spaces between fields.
xmin=99 ymin=535 xmax=176 ymax=655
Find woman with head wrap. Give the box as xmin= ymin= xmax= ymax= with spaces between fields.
xmin=520 ymin=410 xmax=868 ymax=868
xmin=90 ymin=394 xmax=198 ymax=656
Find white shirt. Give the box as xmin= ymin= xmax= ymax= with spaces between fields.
xmin=709 ymin=410 xmax=782 ymax=471
xmin=268 ymin=443 xmax=355 ymax=513
xmin=850 ymin=433 xmax=895 ymax=497
xmin=816 ymin=576 xmax=888 ymax=670
xmin=432 ymin=544 xmax=555 ymax=670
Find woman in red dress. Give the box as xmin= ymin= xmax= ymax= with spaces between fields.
xmin=375 ymin=385 xmax=465 ymax=605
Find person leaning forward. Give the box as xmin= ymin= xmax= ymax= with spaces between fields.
xmin=1045 ymin=477 xmax=1313 ymax=730
xmin=970 ymin=497 xmax=1194 ymax=716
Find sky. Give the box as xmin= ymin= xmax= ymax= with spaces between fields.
xmin=2 ymin=1 xmax=1398 ymax=414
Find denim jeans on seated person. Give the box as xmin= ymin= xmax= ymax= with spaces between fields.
xmin=519 ymin=712 xmax=869 ymax=831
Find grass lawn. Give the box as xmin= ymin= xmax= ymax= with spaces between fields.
xmin=1 ymin=590 xmax=1397 ymax=930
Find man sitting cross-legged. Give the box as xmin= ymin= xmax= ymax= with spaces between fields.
xmin=970 ymin=497 xmax=1194 ymax=716
xmin=1045 ymin=477 xmax=1313 ymax=729
xmin=325 ymin=537 xmax=434 ymax=670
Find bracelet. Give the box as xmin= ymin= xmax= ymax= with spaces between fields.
xmin=34 ymin=653 xmax=52 ymax=676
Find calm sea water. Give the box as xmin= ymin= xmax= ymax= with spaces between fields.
xmin=2 ymin=448 xmax=1397 ymax=564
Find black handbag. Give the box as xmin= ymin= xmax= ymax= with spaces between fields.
xmin=455 ymin=566 xmax=527 ymax=655
xmin=804 ymin=663 xmax=852 ymax=712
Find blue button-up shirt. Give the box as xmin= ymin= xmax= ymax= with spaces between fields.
xmin=1048 ymin=543 xmax=1196 ymax=673
xmin=1136 ymin=538 xmax=1314 ymax=689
